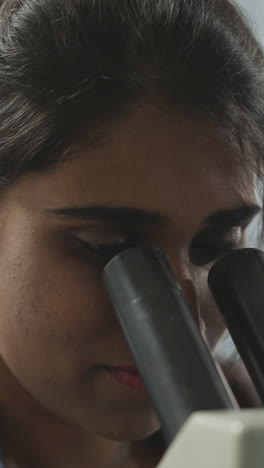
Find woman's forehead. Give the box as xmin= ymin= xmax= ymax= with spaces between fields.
xmin=49 ymin=108 xmax=254 ymax=196
xmin=73 ymin=103 xmax=243 ymax=174
xmin=10 ymin=107 xmax=259 ymax=237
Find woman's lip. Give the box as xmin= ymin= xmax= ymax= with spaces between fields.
xmin=108 ymin=365 xmax=139 ymax=373
xmin=105 ymin=366 xmax=148 ymax=395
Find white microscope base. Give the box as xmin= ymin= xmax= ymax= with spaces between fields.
xmin=158 ymin=409 xmax=264 ymax=468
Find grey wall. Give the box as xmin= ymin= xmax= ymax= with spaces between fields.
xmin=235 ymin=0 xmax=264 ymax=45
xmin=235 ymin=1 xmax=264 ymax=246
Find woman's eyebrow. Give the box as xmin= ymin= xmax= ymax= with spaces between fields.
xmin=46 ymin=205 xmax=169 ymax=225
xmin=46 ymin=203 xmax=261 ymax=228
xmin=205 ymin=204 xmax=261 ymax=227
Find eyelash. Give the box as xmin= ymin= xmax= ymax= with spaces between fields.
xmin=69 ymin=235 xmax=241 ymax=267
xmin=68 ymin=236 xmax=136 ymax=264
xmin=189 ymin=240 xmax=241 ymax=266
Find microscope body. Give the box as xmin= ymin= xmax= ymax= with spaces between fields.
xmin=158 ymin=409 xmax=264 ymax=468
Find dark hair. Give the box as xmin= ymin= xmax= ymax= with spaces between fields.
xmin=0 ymin=0 xmax=264 ymax=190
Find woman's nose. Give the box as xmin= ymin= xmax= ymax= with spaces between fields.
xmin=166 ymin=253 xmax=202 ymax=330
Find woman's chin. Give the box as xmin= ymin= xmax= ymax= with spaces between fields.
xmin=92 ymin=410 xmax=160 ymax=442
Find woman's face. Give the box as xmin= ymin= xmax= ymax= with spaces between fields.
xmin=0 ymin=104 xmax=260 ymax=441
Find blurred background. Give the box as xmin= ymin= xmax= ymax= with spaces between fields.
xmin=232 ymin=1 xmax=264 ymax=247
xmin=236 ymin=0 xmax=264 ymax=45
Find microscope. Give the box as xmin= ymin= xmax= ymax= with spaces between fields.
xmin=103 ymin=247 xmax=264 ymax=468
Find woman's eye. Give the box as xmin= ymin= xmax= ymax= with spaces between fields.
xmin=189 ymin=226 xmax=243 ymax=267
xmin=189 ymin=241 xmax=241 ymax=267
xmin=68 ymin=236 xmax=135 ymax=264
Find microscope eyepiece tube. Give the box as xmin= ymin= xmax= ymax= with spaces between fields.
xmin=103 ymin=247 xmax=236 ymax=445
xmin=208 ymin=248 xmax=264 ymax=404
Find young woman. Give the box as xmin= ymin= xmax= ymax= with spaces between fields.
xmin=0 ymin=0 xmax=263 ymax=466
